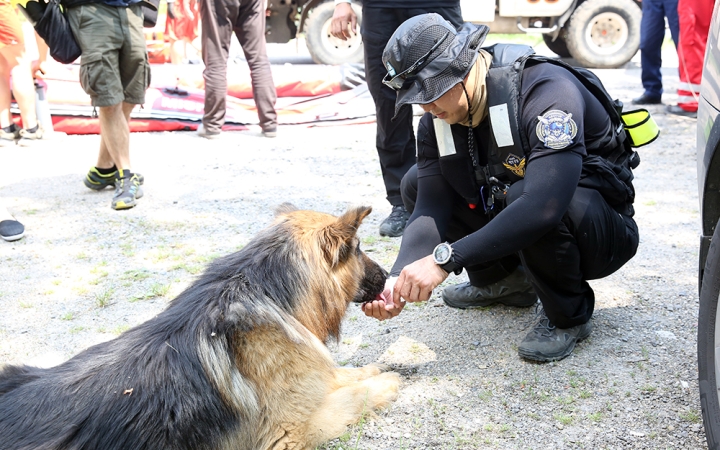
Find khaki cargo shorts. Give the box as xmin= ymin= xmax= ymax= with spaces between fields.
xmin=67 ymin=3 xmax=150 ymax=107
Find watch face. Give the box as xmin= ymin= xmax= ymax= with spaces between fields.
xmin=434 ymin=243 xmax=451 ymax=264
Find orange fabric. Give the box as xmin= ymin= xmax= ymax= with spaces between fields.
xmin=165 ymin=0 xmax=199 ymax=42
xmin=0 ymin=2 xmax=24 ymax=48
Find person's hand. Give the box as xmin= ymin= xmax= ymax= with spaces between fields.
xmin=31 ymin=60 xmax=47 ymax=79
xmin=330 ymin=2 xmax=357 ymax=41
xmin=361 ymin=277 xmax=405 ymax=321
xmin=392 ymin=255 xmax=449 ymax=305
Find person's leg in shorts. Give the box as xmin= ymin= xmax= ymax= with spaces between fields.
xmin=68 ymin=3 xmax=149 ymax=209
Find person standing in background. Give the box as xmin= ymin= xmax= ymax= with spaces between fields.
xmin=666 ymin=0 xmax=714 ymax=117
xmin=66 ymin=0 xmax=150 ymax=210
xmin=198 ymin=0 xmax=277 ymax=138
xmin=330 ymin=0 xmax=462 ymax=237
xmin=166 ymin=0 xmax=201 ymax=64
xmin=0 ymin=0 xmax=44 ymax=147
xmin=632 ymin=0 xmax=679 ymax=106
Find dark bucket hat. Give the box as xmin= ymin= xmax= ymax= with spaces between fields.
xmin=382 ymin=13 xmax=489 ymax=116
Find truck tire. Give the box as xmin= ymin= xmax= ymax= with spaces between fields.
xmin=699 ymin=218 xmax=720 ymax=450
xmin=542 ymin=33 xmax=571 ymax=58
xmin=304 ymin=1 xmax=364 ymax=66
xmin=564 ymin=0 xmax=641 ymax=68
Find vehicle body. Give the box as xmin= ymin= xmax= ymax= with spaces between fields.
xmin=265 ymin=0 xmax=642 ymax=68
xmin=695 ymin=0 xmax=720 ymax=447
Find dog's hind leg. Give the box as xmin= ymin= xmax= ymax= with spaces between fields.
xmin=275 ymin=371 xmax=400 ymax=450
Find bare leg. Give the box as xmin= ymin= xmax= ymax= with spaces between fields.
xmin=0 ymin=51 xmax=13 ymax=129
xmin=96 ymin=102 xmax=135 ymax=170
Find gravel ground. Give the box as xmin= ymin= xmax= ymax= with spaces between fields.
xmin=0 ymin=59 xmax=705 ymax=448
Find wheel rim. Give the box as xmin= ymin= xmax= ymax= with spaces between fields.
xmin=319 ymin=17 xmax=362 ymax=60
xmin=584 ymin=12 xmax=629 ymax=55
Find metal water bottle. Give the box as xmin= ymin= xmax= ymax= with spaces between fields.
xmin=34 ymin=80 xmax=53 ymax=133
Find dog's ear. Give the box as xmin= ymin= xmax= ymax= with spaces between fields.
xmin=274 ymin=202 xmax=298 ymax=217
xmin=320 ymin=206 xmax=372 ymax=267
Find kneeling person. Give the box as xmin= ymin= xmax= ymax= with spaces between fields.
xmin=362 ymin=14 xmax=640 ymax=362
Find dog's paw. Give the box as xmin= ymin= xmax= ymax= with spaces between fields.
xmin=364 ymin=372 xmax=401 ymax=409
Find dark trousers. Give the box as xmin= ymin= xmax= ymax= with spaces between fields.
xmin=199 ymin=0 xmax=277 ymax=132
xmin=401 ymin=165 xmax=639 ymax=328
xmin=639 ymin=0 xmax=679 ymax=98
xmin=361 ymin=6 xmax=462 ymax=206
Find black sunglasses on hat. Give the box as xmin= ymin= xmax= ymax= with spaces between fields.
xmin=382 ymin=33 xmax=449 ymax=92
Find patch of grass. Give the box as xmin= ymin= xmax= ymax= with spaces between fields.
xmin=640 ymin=385 xmax=656 ymax=393
xmin=554 ymin=414 xmax=574 ymax=425
xmin=112 ymin=324 xmax=130 ymax=335
xmin=359 ymin=343 xmax=369 ymax=349
xmin=69 ymin=326 xmax=85 ymax=334
xmin=60 ymin=312 xmax=74 ymax=321
xmin=588 ymin=412 xmax=603 ymax=422
xmin=18 ymin=301 xmax=33 ymax=308
xmin=342 ymin=338 xmax=354 ymax=345
xmin=131 ymin=282 xmax=172 ymax=302
xmin=120 ymin=242 xmax=135 ymax=257
xmin=679 ymin=409 xmax=701 ymax=423
xmin=122 ymin=269 xmax=153 ymax=281
xmin=579 ymin=390 xmax=593 ymax=399
xmin=94 ymin=288 xmax=114 ymax=307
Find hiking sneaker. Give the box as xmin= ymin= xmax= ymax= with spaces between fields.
xmin=17 ymin=125 xmax=43 ymax=147
xmin=379 ymin=205 xmax=410 ymax=237
xmin=0 ymin=219 xmax=24 ymax=241
xmin=84 ymin=167 xmax=145 ymax=191
xmin=0 ymin=124 xmax=20 ymax=146
xmin=517 ymin=305 xmax=592 ymax=362
xmin=111 ymin=170 xmax=144 ymax=210
xmin=442 ymin=266 xmax=537 ymax=309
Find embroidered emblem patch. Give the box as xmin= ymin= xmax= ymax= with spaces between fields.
xmin=503 ymin=153 xmax=526 ymax=178
xmin=386 ymin=62 xmax=397 ymax=77
xmin=536 ymin=110 xmax=578 ymax=150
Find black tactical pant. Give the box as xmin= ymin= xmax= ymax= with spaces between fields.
xmin=361 ymin=5 xmax=462 ymax=206
xmin=401 ymin=165 xmax=639 ymax=328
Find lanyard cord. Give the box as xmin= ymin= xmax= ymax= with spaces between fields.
xmin=462 ymin=82 xmax=479 ymax=170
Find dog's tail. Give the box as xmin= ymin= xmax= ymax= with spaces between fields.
xmin=0 ymin=364 xmax=41 ymax=395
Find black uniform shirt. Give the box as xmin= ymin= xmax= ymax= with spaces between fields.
xmin=390 ymin=62 xmax=612 ymax=276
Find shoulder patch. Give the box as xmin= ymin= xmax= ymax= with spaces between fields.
xmin=535 ymin=110 xmax=578 ymax=150
xmin=503 ymin=153 xmax=526 ymax=178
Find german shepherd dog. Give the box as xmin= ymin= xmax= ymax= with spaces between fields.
xmin=0 ymin=204 xmax=400 ymax=450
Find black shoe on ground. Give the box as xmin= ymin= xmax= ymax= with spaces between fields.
xmin=84 ymin=167 xmax=145 ymax=191
xmin=111 ymin=170 xmax=144 ymax=210
xmin=0 ymin=219 xmax=24 ymax=241
xmin=441 ymin=266 xmax=537 ymax=309
xmin=517 ymin=305 xmax=592 ymax=362
xmin=666 ymin=104 xmax=697 ymax=118
xmin=631 ymin=93 xmax=662 ymax=105
xmin=379 ymin=205 xmax=410 ymax=237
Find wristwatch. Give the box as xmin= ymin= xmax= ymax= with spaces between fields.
xmin=433 ymin=242 xmax=462 ymax=275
